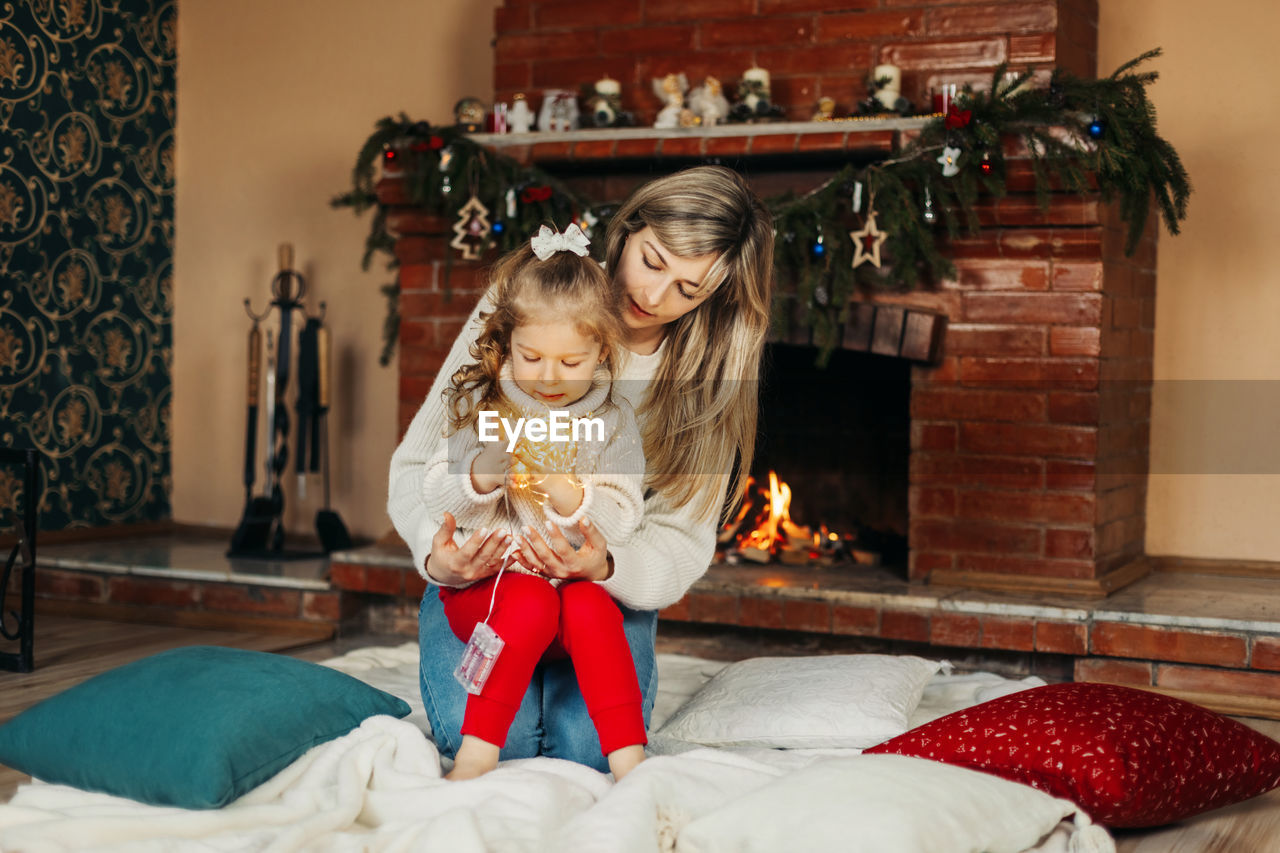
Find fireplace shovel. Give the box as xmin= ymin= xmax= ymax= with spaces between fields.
xmin=229 ymin=322 xmax=276 ymax=554
xmin=313 ymin=323 xmax=352 ymax=553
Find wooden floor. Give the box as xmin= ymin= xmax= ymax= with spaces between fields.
xmin=0 ymin=614 xmax=347 ymax=800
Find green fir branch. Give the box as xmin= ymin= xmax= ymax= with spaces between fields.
xmin=333 ymin=50 xmax=1190 ymax=366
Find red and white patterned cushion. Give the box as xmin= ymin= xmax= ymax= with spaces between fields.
xmin=866 ymin=682 xmax=1280 ymax=828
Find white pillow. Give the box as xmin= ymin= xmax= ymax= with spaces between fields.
xmin=674 ymin=754 xmax=1113 ymax=853
xmin=656 ymin=654 xmax=943 ymax=749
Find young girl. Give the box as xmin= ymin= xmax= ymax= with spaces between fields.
xmin=389 ymin=165 xmax=775 ymax=774
xmin=423 ymin=224 xmax=648 ymax=781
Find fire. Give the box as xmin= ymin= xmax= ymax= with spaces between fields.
xmin=724 ymin=470 xmax=853 ymax=566
xmin=739 ymin=470 xmax=790 ymax=552
xmin=732 ymin=470 xmax=816 ymax=562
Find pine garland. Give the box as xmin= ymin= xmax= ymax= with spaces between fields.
xmin=333 ymin=50 xmax=1189 ymax=366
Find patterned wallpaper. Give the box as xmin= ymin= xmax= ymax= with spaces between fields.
xmin=0 ymin=0 xmax=175 ymax=531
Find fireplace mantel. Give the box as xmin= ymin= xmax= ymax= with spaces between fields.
xmin=461 ymin=117 xmax=930 ymax=163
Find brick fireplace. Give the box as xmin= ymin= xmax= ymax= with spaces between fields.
xmin=385 ymin=0 xmax=1152 ymax=599
xmin=317 ymin=0 xmax=1280 ymax=718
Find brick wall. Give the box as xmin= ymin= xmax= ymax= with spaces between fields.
xmin=493 ymin=0 xmax=1098 ymax=125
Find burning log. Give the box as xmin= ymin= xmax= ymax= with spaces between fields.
xmin=722 ymin=470 xmax=864 ymax=566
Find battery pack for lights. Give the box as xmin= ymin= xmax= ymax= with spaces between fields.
xmin=454 ymin=621 xmax=505 ymax=695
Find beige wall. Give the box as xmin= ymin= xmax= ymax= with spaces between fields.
xmin=1100 ymin=0 xmax=1280 ymax=560
xmin=174 ymin=0 xmax=500 ymax=539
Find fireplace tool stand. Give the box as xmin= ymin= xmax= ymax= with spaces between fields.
xmin=228 ymin=244 xmax=351 ymax=559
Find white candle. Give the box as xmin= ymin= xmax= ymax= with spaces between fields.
xmin=874 ymin=63 xmax=902 ymax=110
xmin=874 ymin=64 xmax=901 ymax=94
xmin=594 ymin=76 xmax=621 ymax=97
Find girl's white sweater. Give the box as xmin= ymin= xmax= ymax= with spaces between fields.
xmin=422 ymin=363 xmax=645 ymax=585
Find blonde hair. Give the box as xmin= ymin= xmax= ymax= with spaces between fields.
xmin=446 ymin=242 xmax=626 ymax=432
xmin=603 ymin=166 xmax=774 ymax=522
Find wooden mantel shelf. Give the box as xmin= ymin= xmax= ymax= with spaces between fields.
xmin=442 ymin=117 xmax=939 ymax=166
xmin=467 ymin=116 xmax=934 ymax=147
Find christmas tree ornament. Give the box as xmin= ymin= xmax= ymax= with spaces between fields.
xmin=980 ymin=152 xmax=992 ymax=174
xmin=439 ymin=146 xmax=454 ymax=195
xmin=812 ymin=227 xmax=826 ymax=259
xmin=937 ymin=145 xmax=961 ymax=177
xmin=450 ymin=195 xmax=491 ymax=260
xmin=922 ymin=187 xmax=936 ymax=224
xmin=505 ymin=187 xmax=517 ymax=219
xmin=850 ymin=212 xmax=888 ymax=269
xmin=1087 ymin=117 xmax=1106 ymax=139
xmin=944 ymin=105 xmax=972 ymax=130
xmin=814 ymin=284 xmax=829 ymax=306
xmin=520 ymin=185 xmax=552 ymax=204
xmin=851 ymin=180 xmax=863 ymax=214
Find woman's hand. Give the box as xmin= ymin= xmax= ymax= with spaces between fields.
xmin=424 ymin=512 xmax=512 ymax=586
xmin=513 ymin=519 xmax=612 ymax=582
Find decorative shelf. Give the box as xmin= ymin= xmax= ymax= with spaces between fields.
xmin=459 ymin=117 xmax=939 ymax=165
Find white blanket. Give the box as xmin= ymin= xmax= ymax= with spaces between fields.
xmin=0 ymin=646 xmax=1096 ymax=853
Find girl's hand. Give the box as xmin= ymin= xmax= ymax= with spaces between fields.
xmin=510 ymin=447 xmax=584 ymax=516
xmin=424 ymin=512 xmax=512 ymax=586
xmin=471 ymin=442 xmax=510 ymax=494
xmin=513 ymin=519 xmax=612 ymax=582
xmin=533 ymin=473 xmax=584 ymax=517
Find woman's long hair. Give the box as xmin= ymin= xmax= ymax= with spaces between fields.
xmin=445 ymin=242 xmax=626 ymax=432
xmin=603 ymin=166 xmax=775 ymax=523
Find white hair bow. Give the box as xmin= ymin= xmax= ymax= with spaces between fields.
xmin=530 ymin=223 xmax=591 ymax=260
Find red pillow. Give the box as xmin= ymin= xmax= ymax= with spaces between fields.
xmin=866 ymin=682 xmax=1280 ymax=828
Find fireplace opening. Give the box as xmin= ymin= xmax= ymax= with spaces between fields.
xmin=720 ymin=343 xmax=911 ymax=574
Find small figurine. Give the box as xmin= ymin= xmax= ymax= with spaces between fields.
xmin=651 ymin=72 xmax=689 ymax=129
xmin=581 ymin=76 xmax=633 ymax=128
xmin=688 ymin=76 xmax=731 ymax=127
xmin=453 ymin=97 xmax=487 ymax=132
xmin=537 ymin=89 xmax=579 ymax=133
xmin=812 ymin=96 xmax=836 ymax=122
xmin=508 ymin=93 xmax=535 ymax=134
xmin=729 ymin=66 xmax=785 ymax=122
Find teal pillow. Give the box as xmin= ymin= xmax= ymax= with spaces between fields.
xmin=0 ymin=645 xmax=411 ymax=809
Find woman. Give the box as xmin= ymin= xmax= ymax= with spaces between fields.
xmin=387 ymin=165 xmax=774 ymax=773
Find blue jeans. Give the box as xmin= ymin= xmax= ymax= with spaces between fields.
xmin=418 ymin=584 xmax=659 ymax=772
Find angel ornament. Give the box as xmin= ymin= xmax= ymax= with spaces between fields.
xmin=652 ymin=73 xmax=690 ymax=129
xmin=688 ymin=76 xmax=731 ymax=127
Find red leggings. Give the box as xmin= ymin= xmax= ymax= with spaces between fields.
xmin=438 ymin=573 xmax=646 ymax=756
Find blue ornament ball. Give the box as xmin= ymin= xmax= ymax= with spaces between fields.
xmin=812 ymin=241 xmax=826 ymax=257
xmin=1087 ymin=118 xmax=1105 ymax=140
xmin=492 ymin=221 xmax=505 ymax=234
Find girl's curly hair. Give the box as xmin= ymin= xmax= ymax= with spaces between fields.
xmin=445 ymin=241 xmax=626 ymax=432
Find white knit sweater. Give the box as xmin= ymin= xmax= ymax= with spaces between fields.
xmin=422 ymin=362 xmax=644 ymax=584
xmin=387 ymin=292 xmax=727 ymax=610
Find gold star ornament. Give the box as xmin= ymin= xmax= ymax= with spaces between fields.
xmin=850 ymin=212 xmax=888 ymax=269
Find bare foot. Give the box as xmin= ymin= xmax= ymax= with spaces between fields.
xmin=607 ymin=744 xmax=646 ymax=781
xmin=446 ymin=735 xmax=500 ymax=781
